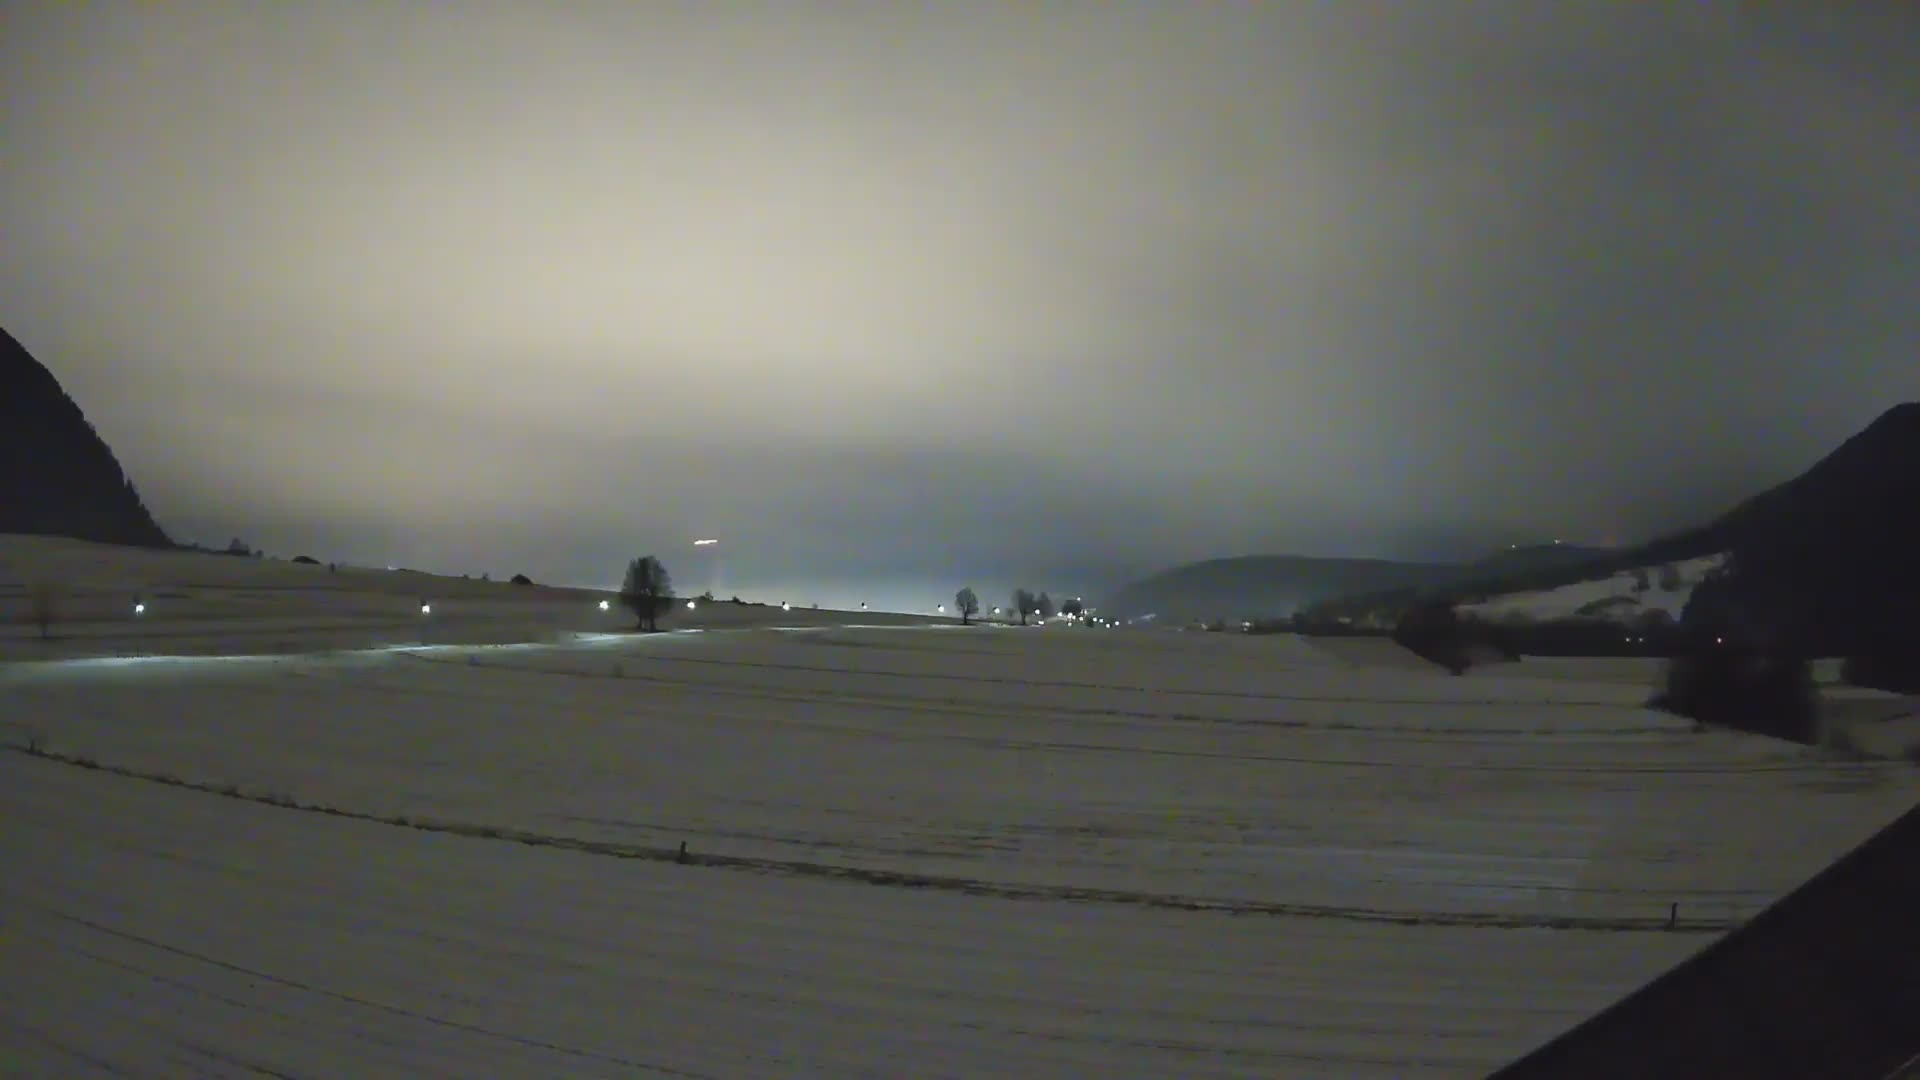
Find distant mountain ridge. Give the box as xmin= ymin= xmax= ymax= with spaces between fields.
xmin=1299 ymin=402 xmax=1920 ymax=634
xmin=1 ymin=327 xmax=171 ymax=548
xmin=1467 ymin=542 xmax=1615 ymax=577
xmin=1100 ymin=554 xmax=1466 ymax=622
xmin=1101 ymin=542 xmax=1621 ymax=624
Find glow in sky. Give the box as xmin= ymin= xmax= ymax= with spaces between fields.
xmin=3 ymin=4 xmax=1917 ymax=600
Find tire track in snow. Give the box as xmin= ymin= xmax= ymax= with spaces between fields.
xmin=27 ymin=908 xmax=718 ymax=1079
xmin=290 ymin=658 xmax=1820 ymax=774
xmin=559 ymin=647 xmax=1641 ymax=708
xmin=392 ymin=651 xmax=1674 ymax=737
xmin=3 ymin=744 xmax=1737 ymax=934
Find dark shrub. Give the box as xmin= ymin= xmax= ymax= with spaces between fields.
xmin=1394 ymin=602 xmax=1472 ymax=674
xmin=1841 ymin=653 xmax=1920 ymax=695
xmin=291 ymin=555 xmax=320 ymax=565
xmin=1652 ymin=629 xmax=1818 ymax=744
xmin=509 ymin=573 xmax=533 ymax=586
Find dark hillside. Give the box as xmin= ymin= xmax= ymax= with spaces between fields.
xmin=1 ymin=327 xmax=171 ymax=548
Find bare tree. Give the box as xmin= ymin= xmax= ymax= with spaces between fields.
xmin=29 ymin=583 xmax=57 ymax=641
xmin=955 ymin=587 xmax=980 ymax=625
xmin=619 ymin=556 xmax=674 ymax=632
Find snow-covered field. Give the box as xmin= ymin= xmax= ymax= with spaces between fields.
xmin=1460 ymin=555 xmax=1725 ymax=626
xmin=4 ymin=536 xmax=1917 ymax=1076
xmin=0 ymin=534 xmax=948 ymax=662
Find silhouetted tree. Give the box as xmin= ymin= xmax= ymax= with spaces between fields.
xmin=225 ymin=537 xmax=252 ymax=557
xmin=955 ymin=587 xmax=980 ymax=625
xmin=1060 ymin=597 xmax=1085 ymax=618
xmin=1011 ymin=588 xmax=1037 ymax=625
xmin=619 ymin=556 xmax=674 ymax=632
xmin=1038 ymin=592 xmax=1055 ymax=619
xmin=510 ymin=573 xmax=533 ymax=586
xmin=1392 ymin=601 xmax=1472 ymax=674
xmin=1649 ymin=563 xmax=1818 ymax=742
xmin=29 ymin=583 xmax=56 ymax=640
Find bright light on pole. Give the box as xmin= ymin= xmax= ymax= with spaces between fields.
xmin=420 ymin=603 xmax=432 ymax=615
xmin=687 ymin=599 xmax=698 ymax=609
xmin=937 ymin=604 xmax=946 ymax=613
xmin=598 ymin=599 xmax=610 ymax=611
xmin=781 ymin=601 xmax=790 ymax=611
xmin=133 ymin=602 xmax=145 ymax=615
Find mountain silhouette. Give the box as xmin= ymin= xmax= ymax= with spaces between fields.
xmin=1101 ymin=554 xmax=1465 ymax=623
xmin=1 ymin=327 xmax=171 ymax=548
xmin=1301 ymin=404 xmax=1920 ymax=627
xmin=1679 ymin=402 xmax=1920 ymax=658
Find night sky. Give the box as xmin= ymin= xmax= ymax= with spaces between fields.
xmin=5 ymin=4 xmax=1917 ymax=610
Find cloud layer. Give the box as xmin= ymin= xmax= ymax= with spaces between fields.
xmin=5 ymin=4 xmax=1917 ymax=601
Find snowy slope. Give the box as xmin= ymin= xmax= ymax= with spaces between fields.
xmin=1461 ymin=555 xmax=1725 ymax=626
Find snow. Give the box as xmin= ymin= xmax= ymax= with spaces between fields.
xmin=1460 ymin=555 xmax=1726 ymax=626
xmin=3 ymin=535 xmax=1917 ymax=1076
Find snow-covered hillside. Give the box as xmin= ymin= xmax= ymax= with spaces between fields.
xmin=1461 ymin=555 xmax=1726 ymax=626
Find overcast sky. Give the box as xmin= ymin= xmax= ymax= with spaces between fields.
xmin=5 ymin=3 xmax=1917 ymax=608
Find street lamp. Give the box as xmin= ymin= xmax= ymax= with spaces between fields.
xmin=133 ymin=602 xmax=145 ymax=615
xmin=420 ymin=603 xmax=432 ymax=615
xmin=598 ymin=599 xmax=610 ymax=611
